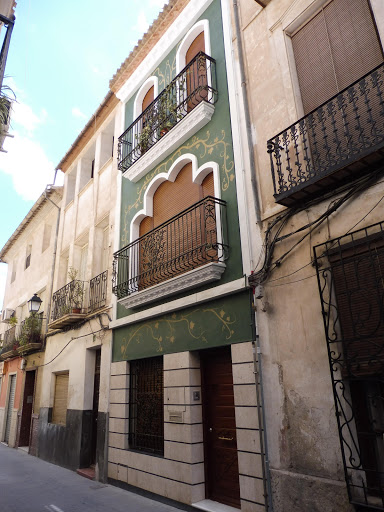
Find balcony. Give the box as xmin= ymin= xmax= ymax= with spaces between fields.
xmin=112 ymin=196 xmax=228 ymax=309
xmin=49 ymin=271 xmax=109 ymax=330
xmin=88 ymin=270 xmax=108 ymax=313
xmin=0 ymin=325 xmax=17 ymax=359
xmin=118 ymin=52 xmax=217 ymax=182
xmin=49 ymin=279 xmax=87 ymax=329
xmin=17 ymin=315 xmax=43 ymax=355
xmin=268 ymin=62 xmax=384 ymax=207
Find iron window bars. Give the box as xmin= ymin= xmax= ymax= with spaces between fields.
xmin=314 ymin=221 xmax=384 ymax=509
xmin=88 ymin=270 xmax=108 ymax=313
xmin=268 ymin=62 xmax=384 ymax=206
xmin=118 ymin=51 xmax=217 ymax=173
xmin=112 ymin=196 xmax=228 ymax=300
xmin=129 ymin=356 xmax=164 ymax=455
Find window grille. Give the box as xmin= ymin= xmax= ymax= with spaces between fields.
xmin=314 ymin=221 xmax=384 ymax=508
xmin=129 ymin=356 xmax=164 ymax=456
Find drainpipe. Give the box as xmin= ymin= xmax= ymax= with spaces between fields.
xmin=232 ymin=0 xmax=261 ymax=224
xmin=43 ymin=186 xmax=61 ymax=345
xmin=253 ymin=330 xmax=274 ymax=511
xmin=232 ymin=1 xmax=273 ymax=509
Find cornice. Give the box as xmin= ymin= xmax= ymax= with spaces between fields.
xmin=118 ymin=262 xmax=226 ymax=309
xmin=123 ymin=102 xmax=215 ymax=182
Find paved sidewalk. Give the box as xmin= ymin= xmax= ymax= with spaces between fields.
xmin=0 ymin=443 xmax=185 ymax=512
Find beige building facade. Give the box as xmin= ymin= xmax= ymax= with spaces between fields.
xmin=35 ymin=92 xmax=120 ymax=481
xmin=232 ymin=0 xmax=384 ymax=510
xmin=0 ymin=186 xmax=62 ymax=451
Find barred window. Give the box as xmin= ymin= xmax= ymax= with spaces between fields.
xmin=129 ymin=356 xmax=164 ymax=456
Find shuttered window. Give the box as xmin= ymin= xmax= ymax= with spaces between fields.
xmin=186 ymin=32 xmax=208 ymax=111
xmin=138 ymin=166 xmax=216 ymax=289
xmin=329 ymin=238 xmax=384 ymax=377
xmin=186 ymin=32 xmax=205 ymax=63
xmin=291 ymin=0 xmax=384 ymax=114
xmin=139 ymin=164 xmax=214 ymax=235
xmin=52 ymin=373 xmax=69 ymax=426
xmin=142 ymin=86 xmax=154 ymax=112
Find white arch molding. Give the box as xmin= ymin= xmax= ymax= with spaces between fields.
xmin=133 ymin=76 xmax=159 ymax=120
xmin=176 ymin=19 xmax=211 ymax=73
xmin=130 ymin=154 xmax=221 ymax=243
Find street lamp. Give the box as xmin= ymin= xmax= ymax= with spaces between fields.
xmin=27 ymin=293 xmax=42 ymax=314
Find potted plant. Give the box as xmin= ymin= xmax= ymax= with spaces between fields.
xmin=157 ymin=84 xmax=184 ymax=137
xmin=17 ymin=313 xmax=42 ymax=354
xmin=135 ymin=124 xmax=152 ymax=154
xmin=67 ymin=267 xmax=84 ymax=314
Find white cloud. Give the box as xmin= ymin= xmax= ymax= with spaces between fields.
xmin=71 ymin=107 xmax=87 ymax=120
xmin=0 ymin=132 xmax=55 ymax=200
xmin=11 ymin=101 xmax=42 ymax=133
xmin=0 ymin=89 xmax=56 ymax=201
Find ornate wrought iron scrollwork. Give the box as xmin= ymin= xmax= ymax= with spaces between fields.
xmin=268 ymin=62 xmax=384 ymax=205
xmin=112 ymin=196 xmax=228 ymax=300
xmin=315 ymin=222 xmax=384 ymax=508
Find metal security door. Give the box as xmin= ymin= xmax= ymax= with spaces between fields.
xmin=4 ymin=374 xmax=16 ymax=444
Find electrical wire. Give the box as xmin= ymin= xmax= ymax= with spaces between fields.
xmin=35 ymin=327 xmax=105 ymax=368
xmin=252 ymin=169 xmax=384 ymax=286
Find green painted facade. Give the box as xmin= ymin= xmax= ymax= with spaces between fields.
xmin=114 ymin=0 xmax=253 ymax=360
xmin=113 ymin=290 xmax=254 ymax=361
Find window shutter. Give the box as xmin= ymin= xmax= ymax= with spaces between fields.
xmin=142 ymin=86 xmax=154 ymax=112
xmin=324 ymin=0 xmax=383 ymax=91
xmin=186 ymin=32 xmax=205 ymax=64
xmin=52 ymin=373 xmax=69 ymax=425
xmin=202 ymin=172 xmax=214 ymax=198
xmin=291 ymin=0 xmax=384 ymax=114
xmin=329 ymin=240 xmax=384 ymax=377
xmin=152 ymin=163 xmax=201 ymax=228
xmin=291 ymin=10 xmax=337 ymax=114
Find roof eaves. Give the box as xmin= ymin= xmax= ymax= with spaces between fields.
xmin=55 ymin=90 xmax=118 ymax=173
xmin=0 ymin=185 xmax=63 ymax=263
xmin=109 ymin=0 xmax=187 ymax=93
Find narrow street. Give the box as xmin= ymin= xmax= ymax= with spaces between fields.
xmin=0 ymin=443 xmax=185 ymax=512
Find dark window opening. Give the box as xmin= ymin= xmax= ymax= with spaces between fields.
xmin=129 ymin=356 xmax=164 ymax=456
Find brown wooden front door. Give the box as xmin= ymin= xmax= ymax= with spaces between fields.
xmin=201 ymin=346 xmax=241 ymax=509
xmin=18 ymin=370 xmax=35 ymax=447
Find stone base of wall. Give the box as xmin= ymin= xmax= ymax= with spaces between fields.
xmin=38 ymin=407 xmax=93 ymax=471
xmin=270 ymin=468 xmax=354 ymax=512
xmin=29 ymin=413 xmax=39 ymax=456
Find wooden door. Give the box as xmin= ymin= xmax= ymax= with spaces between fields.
xmin=18 ymin=370 xmax=35 ymax=447
xmin=91 ymin=349 xmax=101 ymax=466
xmin=201 ymin=346 xmax=241 ymax=508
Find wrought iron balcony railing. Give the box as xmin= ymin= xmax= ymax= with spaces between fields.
xmin=112 ymin=196 xmax=228 ymax=300
xmin=268 ymin=62 xmax=384 ymax=206
xmin=88 ymin=270 xmax=108 ymax=313
xmin=18 ymin=315 xmax=43 ymax=347
xmin=0 ymin=325 xmax=16 ymax=355
xmin=50 ymin=279 xmax=86 ymax=323
xmin=118 ymin=51 xmax=217 ymax=173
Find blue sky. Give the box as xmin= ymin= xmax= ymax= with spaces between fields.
xmin=0 ymin=0 xmax=168 ymax=308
